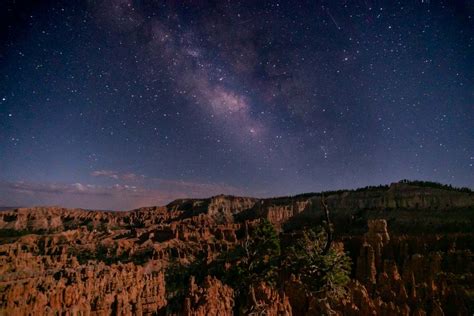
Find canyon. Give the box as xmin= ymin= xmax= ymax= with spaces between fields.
xmin=0 ymin=181 xmax=473 ymax=315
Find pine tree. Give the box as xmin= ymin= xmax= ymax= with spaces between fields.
xmin=282 ymin=227 xmax=351 ymax=299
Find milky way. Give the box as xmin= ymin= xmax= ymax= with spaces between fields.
xmin=0 ymin=0 xmax=473 ymax=209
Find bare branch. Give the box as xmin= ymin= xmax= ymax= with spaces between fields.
xmin=321 ymin=195 xmax=333 ymax=255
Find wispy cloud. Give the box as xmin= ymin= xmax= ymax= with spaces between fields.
xmin=151 ymin=178 xmax=242 ymax=196
xmin=91 ymin=170 xmax=145 ymax=181
xmin=0 ymin=179 xmax=245 ymax=211
xmin=91 ymin=170 xmax=120 ymax=179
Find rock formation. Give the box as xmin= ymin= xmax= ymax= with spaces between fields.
xmin=0 ymin=181 xmax=472 ymax=315
xmin=183 ymin=276 xmax=234 ymax=316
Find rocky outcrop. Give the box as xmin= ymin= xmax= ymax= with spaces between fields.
xmin=0 ymin=182 xmax=473 ymax=315
xmin=282 ymin=219 xmax=473 ymax=315
xmin=0 ymin=261 xmax=166 ymax=315
xmin=347 ymin=219 xmax=472 ymax=316
xmin=352 ymin=220 xmax=390 ymax=291
xmin=0 ymin=207 xmax=125 ymax=232
xmin=263 ymin=200 xmax=310 ymax=228
xmin=2 ymin=182 xmax=472 ymax=233
xmin=309 ymin=182 xmax=474 ymax=213
xmin=183 ymin=276 xmax=234 ymax=316
xmin=249 ymin=282 xmax=292 ymax=316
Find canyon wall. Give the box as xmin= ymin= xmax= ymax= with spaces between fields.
xmin=0 ymin=181 xmax=472 ymax=315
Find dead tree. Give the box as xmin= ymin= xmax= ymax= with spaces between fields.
xmin=321 ymin=196 xmax=333 ymax=255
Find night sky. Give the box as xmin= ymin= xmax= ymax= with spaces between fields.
xmin=1 ymin=0 xmax=473 ymax=210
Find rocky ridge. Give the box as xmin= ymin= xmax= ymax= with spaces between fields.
xmin=0 ymin=181 xmax=473 ymax=315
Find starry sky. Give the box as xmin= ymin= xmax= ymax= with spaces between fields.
xmin=0 ymin=0 xmax=473 ymax=210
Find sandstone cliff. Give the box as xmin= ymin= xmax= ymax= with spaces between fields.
xmin=0 ymin=181 xmax=472 ymax=315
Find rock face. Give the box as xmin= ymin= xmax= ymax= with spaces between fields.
xmin=284 ymin=219 xmax=473 ymax=316
xmin=183 ymin=276 xmax=234 ymax=316
xmin=311 ymin=182 xmax=474 ymax=213
xmin=0 ymin=181 xmax=473 ymax=315
xmin=1 ymin=259 xmax=166 ymax=315
xmin=356 ymin=219 xmax=390 ymax=282
xmin=345 ymin=219 xmax=473 ymax=316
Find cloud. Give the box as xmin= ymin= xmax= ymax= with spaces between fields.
xmin=91 ymin=170 xmax=119 ymax=179
xmin=0 ymin=179 xmax=245 ymax=211
xmin=91 ymin=170 xmax=145 ymax=181
xmin=152 ymin=178 xmax=242 ymax=196
xmin=1 ymin=181 xmax=135 ymax=198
